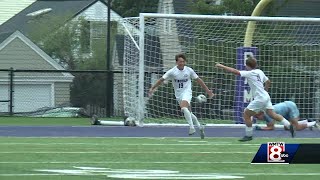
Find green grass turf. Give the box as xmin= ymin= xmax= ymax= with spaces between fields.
xmin=0 ymin=137 xmax=319 ymax=180
xmin=0 ymin=116 xmax=235 ymax=126
xmin=0 ymin=117 xmax=90 ymax=126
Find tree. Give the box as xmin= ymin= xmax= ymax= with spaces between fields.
xmin=28 ymin=15 xmax=119 ymax=110
xmin=112 ymin=0 xmax=159 ymax=17
xmin=192 ymin=0 xmax=258 ymax=15
xmin=28 ymin=14 xmax=79 ymax=69
xmin=191 ymin=0 xmax=290 ymax=16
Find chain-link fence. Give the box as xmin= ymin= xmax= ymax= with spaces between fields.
xmin=0 ymin=69 xmax=123 ymax=118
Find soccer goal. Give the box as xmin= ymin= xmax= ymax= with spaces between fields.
xmin=121 ymin=13 xmax=320 ymax=125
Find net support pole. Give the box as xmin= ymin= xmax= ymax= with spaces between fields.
xmin=106 ymin=0 xmax=113 ymax=117
xmin=234 ymin=47 xmax=258 ymax=123
xmin=138 ymin=13 xmax=146 ymax=126
xmin=244 ymin=0 xmax=273 ymax=47
xmin=237 ymin=0 xmax=272 ymax=123
xmin=9 ymin=67 xmax=14 ymax=116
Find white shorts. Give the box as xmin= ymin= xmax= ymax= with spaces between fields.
xmin=246 ymin=97 xmax=273 ymax=113
xmin=176 ymin=92 xmax=192 ymax=105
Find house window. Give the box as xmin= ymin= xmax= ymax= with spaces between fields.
xmin=79 ymin=21 xmax=107 ymax=54
xmin=91 ymin=21 xmax=107 ymax=39
xmin=80 ymin=20 xmax=91 ymax=53
xmin=163 ymin=3 xmax=173 ymax=32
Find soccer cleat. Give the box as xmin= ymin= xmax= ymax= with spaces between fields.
xmin=308 ymin=120 xmax=315 ymax=131
xmin=255 ymin=126 xmax=262 ymax=130
xmin=306 ymin=119 xmax=316 ymax=130
xmin=314 ymin=120 xmax=320 ymax=131
xmin=289 ymin=124 xmax=295 ymax=138
xmin=199 ymin=125 xmax=205 ymax=139
xmin=189 ymin=127 xmax=196 ymax=136
xmin=238 ymin=136 xmax=252 ymax=142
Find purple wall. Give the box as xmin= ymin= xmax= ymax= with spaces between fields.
xmin=234 ymin=47 xmax=258 ymax=123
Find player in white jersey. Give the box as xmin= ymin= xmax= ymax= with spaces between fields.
xmin=149 ymin=54 xmax=214 ymax=139
xmin=216 ymin=56 xmax=294 ymax=141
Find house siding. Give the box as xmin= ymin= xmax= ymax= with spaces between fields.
xmin=76 ymin=1 xmax=123 ymax=22
xmin=0 ymin=37 xmax=65 ymax=77
xmin=54 ymin=82 xmax=71 ymax=106
xmin=0 ymin=38 xmax=57 ymax=70
xmin=0 ymin=0 xmax=36 ymax=25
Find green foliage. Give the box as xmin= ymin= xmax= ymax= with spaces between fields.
xmin=112 ymin=0 xmax=159 ymax=17
xmin=79 ymin=20 xmax=90 ymax=54
xmin=70 ymin=73 xmax=107 ymax=108
xmin=257 ymin=44 xmax=318 ymax=118
xmin=28 ymin=16 xmax=118 ymax=70
xmin=192 ymin=0 xmax=257 ymax=15
xmin=28 ymin=14 xmax=78 ymax=69
xmin=28 ymin=16 xmax=119 ymax=110
xmin=191 ymin=0 xmax=290 ymax=16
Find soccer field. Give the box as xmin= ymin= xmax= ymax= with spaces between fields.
xmin=0 ymin=137 xmax=319 ymax=180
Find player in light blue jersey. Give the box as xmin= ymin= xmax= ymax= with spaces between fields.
xmin=254 ymin=101 xmax=319 ymax=131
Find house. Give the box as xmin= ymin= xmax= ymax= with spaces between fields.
xmin=0 ymin=0 xmax=141 ymax=116
xmin=0 ymin=0 xmax=128 ymax=59
xmin=0 ymin=0 xmax=36 ymax=25
xmin=0 ymin=30 xmax=74 ymax=113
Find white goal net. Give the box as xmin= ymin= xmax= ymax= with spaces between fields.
xmin=121 ymin=13 xmax=320 ymax=125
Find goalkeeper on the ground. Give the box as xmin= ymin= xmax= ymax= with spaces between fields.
xmin=254 ymin=101 xmax=319 ymax=131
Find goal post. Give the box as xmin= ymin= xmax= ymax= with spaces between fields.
xmin=122 ymin=13 xmax=320 ymax=125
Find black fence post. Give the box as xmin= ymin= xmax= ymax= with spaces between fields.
xmin=9 ymin=67 xmax=14 ymax=116
xmin=106 ymin=0 xmax=114 ymax=117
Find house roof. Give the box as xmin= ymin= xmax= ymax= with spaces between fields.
xmin=0 ymin=31 xmax=14 ymax=44
xmin=0 ymin=0 xmax=36 ymax=25
xmin=0 ymin=30 xmax=74 ymax=79
xmin=0 ymin=0 xmax=106 ymax=35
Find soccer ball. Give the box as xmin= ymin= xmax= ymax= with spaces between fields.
xmin=195 ymin=94 xmax=207 ymax=103
xmin=124 ymin=117 xmax=136 ymax=126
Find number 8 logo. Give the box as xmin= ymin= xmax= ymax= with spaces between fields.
xmin=269 ymin=146 xmax=282 ymax=161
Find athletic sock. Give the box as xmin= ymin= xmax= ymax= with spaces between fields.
xmin=181 ymin=107 xmax=194 ymax=129
xmin=245 ymin=126 xmax=253 ymax=137
xmin=191 ymin=112 xmax=201 ymax=128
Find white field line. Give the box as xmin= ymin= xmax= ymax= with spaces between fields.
xmin=0 ymin=174 xmax=68 ymax=176
xmin=0 ymin=143 xmax=260 ymax=146
xmin=0 ymin=173 xmax=320 ymax=176
xmin=177 ymin=141 xmax=208 ymax=143
xmin=0 ymin=161 xmax=248 ymax=164
xmin=233 ymin=173 xmax=320 ymax=176
xmin=0 ymin=151 xmax=255 ymax=154
xmin=251 ymin=163 xmax=289 ymax=165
